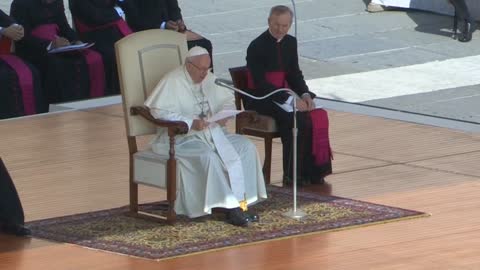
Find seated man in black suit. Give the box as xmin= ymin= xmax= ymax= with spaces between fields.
xmin=0 ymin=158 xmax=30 ymax=236
xmin=118 ymin=0 xmax=213 ymax=64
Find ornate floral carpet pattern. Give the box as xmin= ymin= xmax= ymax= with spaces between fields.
xmin=27 ymin=186 xmax=427 ymax=260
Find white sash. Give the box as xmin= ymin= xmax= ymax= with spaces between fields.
xmin=209 ymin=126 xmax=246 ymax=201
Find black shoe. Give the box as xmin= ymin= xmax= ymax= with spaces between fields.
xmin=283 ymin=176 xmax=309 ymax=187
xmin=459 ymin=21 xmax=476 ymax=42
xmin=245 ymin=211 xmax=260 ymax=223
xmin=311 ymin=177 xmax=325 ymax=185
xmin=226 ymin=208 xmax=249 ymax=227
xmin=3 ymin=224 xmax=31 ymax=237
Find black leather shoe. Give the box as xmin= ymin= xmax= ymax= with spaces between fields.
xmin=245 ymin=211 xmax=260 ymax=223
xmin=226 ymin=208 xmax=249 ymax=227
xmin=311 ymin=177 xmax=325 ymax=185
xmin=283 ymin=176 xmax=309 ymax=187
xmin=3 ymin=224 xmax=31 ymax=236
xmin=459 ymin=21 xmax=476 ymax=42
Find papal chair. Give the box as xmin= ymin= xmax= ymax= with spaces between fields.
xmin=228 ymin=66 xmax=281 ymax=184
xmin=115 ymin=29 xmax=189 ymax=224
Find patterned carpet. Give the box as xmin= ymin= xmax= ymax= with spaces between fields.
xmin=27 ymin=186 xmax=427 ymax=260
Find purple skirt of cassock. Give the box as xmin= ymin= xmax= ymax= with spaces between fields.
xmin=0 ymin=54 xmax=48 ymax=119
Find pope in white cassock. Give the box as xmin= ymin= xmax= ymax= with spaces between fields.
xmin=144 ymin=46 xmax=267 ymax=227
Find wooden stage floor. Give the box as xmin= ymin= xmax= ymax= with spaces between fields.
xmin=1 ymin=105 xmax=479 ymax=270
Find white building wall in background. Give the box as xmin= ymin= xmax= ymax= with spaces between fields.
xmin=371 ymin=0 xmax=480 ymax=18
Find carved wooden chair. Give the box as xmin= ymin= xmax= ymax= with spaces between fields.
xmin=228 ymin=66 xmax=281 ymax=184
xmin=115 ymin=29 xmax=189 ymax=224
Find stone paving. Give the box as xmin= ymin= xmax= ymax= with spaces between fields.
xmin=1 ymin=0 xmax=479 ymax=125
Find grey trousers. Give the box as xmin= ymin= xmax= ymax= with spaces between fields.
xmin=450 ymin=0 xmax=472 ymax=22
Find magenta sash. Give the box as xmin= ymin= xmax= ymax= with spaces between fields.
xmin=81 ymin=49 xmax=105 ymax=97
xmin=0 ymin=55 xmax=36 ymax=115
xmin=30 ymin=24 xmax=59 ymax=41
xmin=0 ymin=37 xmax=12 ymax=55
xmin=246 ymin=70 xmax=289 ymax=90
xmin=74 ymin=18 xmax=132 ymax=37
xmin=310 ymin=109 xmax=332 ymax=165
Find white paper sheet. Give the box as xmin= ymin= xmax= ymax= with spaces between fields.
xmin=48 ymin=43 xmax=95 ymax=54
xmin=274 ymin=98 xmax=324 ymax=112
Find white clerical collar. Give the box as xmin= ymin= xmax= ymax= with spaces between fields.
xmin=183 ymin=65 xmax=197 ymax=85
xmin=268 ymin=29 xmax=283 ymax=43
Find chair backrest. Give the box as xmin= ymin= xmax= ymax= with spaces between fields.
xmin=228 ymin=66 xmax=249 ymax=110
xmin=115 ymin=29 xmax=188 ymax=137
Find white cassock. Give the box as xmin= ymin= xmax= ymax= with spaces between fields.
xmin=144 ymin=66 xmax=268 ymax=218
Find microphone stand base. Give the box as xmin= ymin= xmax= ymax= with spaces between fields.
xmin=283 ymin=208 xmax=307 ymax=220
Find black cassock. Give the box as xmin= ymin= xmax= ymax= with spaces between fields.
xmin=10 ymin=0 xmax=106 ymax=104
xmin=0 ymin=158 xmax=25 ymax=228
xmin=246 ymin=30 xmax=332 ymax=185
xmin=118 ymin=0 xmax=213 ymax=60
xmin=69 ymin=0 xmax=133 ymax=95
xmin=0 ymin=9 xmax=47 ymax=119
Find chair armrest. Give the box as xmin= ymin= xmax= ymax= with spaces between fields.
xmin=237 ymin=110 xmax=258 ymax=122
xmin=130 ymin=106 xmax=189 ymax=135
xmin=235 ymin=110 xmax=259 ymax=134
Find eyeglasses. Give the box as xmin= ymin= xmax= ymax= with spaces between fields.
xmin=187 ymin=61 xmax=211 ymax=73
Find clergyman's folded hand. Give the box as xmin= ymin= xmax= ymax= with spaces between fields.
xmin=52 ymin=36 xmax=70 ymax=48
xmin=166 ymin=20 xmax=179 ymax=31
xmin=295 ymin=99 xmax=309 ymax=112
xmin=2 ymin=24 xmax=24 ymax=41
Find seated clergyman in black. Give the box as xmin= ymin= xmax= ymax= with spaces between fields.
xmin=245 ymin=5 xmax=333 ymax=186
xmin=118 ymin=0 xmax=214 ymax=64
xmin=0 ymin=158 xmax=30 ymax=236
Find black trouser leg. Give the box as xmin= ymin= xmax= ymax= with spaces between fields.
xmin=0 ymin=158 xmax=25 ymax=227
xmin=450 ymin=0 xmax=471 ymax=22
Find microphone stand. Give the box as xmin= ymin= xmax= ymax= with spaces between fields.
xmin=215 ymin=79 xmax=307 ymax=220
xmin=291 ymin=0 xmax=297 ymax=38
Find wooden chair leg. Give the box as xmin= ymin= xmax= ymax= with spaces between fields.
xmin=263 ymin=137 xmax=272 ymax=184
xmin=129 ymin=181 xmax=139 ymax=212
xmin=453 ymin=8 xmax=458 ymax=39
xmin=129 ymin=159 xmax=139 ymax=213
xmin=166 ymin=157 xmax=177 ymax=224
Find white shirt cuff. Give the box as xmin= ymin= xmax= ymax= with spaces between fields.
xmin=160 ymin=22 xmax=166 ymax=29
xmin=285 ymin=96 xmax=294 ymax=105
xmin=301 ymin=93 xmax=311 ymax=99
xmin=185 ymin=119 xmax=193 ymax=130
xmin=114 ymin=6 xmax=125 ymax=18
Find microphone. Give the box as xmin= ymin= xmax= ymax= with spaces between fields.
xmin=215 ymin=77 xmax=305 ymax=219
xmin=291 ymin=0 xmax=297 ymax=38
xmin=214 ymin=78 xmax=299 ymax=100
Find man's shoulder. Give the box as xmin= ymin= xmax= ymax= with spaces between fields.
xmin=283 ymin=34 xmax=297 ymax=43
xmin=11 ymin=0 xmax=29 ymax=7
xmin=248 ymin=30 xmax=269 ymax=48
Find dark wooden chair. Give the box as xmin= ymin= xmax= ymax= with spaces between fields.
xmin=228 ymin=66 xmax=281 ymax=184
